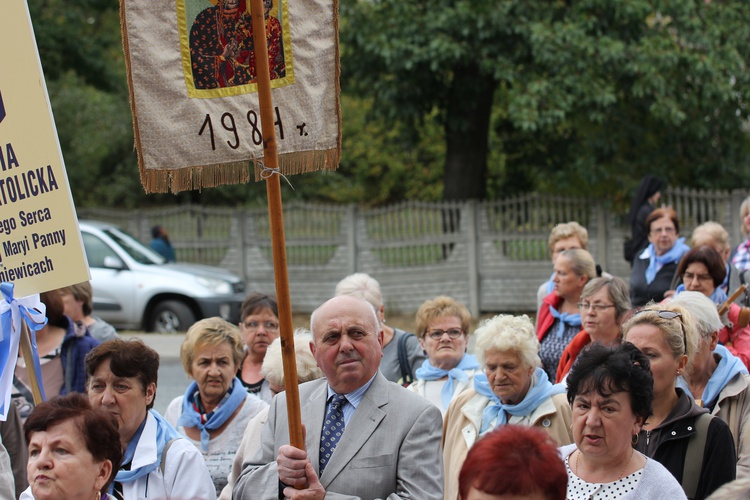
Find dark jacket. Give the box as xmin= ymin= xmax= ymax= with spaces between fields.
xmin=60 ymin=316 xmax=100 ymax=395
xmin=629 ymin=255 xmax=679 ymax=307
xmin=625 ymin=202 xmax=655 ymax=264
xmin=636 ymin=389 xmax=736 ymax=500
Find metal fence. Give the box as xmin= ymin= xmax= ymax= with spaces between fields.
xmin=78 ymin=187 xmax=750 ymax=316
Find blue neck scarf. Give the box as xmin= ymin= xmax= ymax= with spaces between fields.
xmin=705 ymin=345 xmax=748 ymax=406
xmin=643 ymin=237 xmax=690 ymax=285
xmin=415 ymin=354 xmax=480 ymax=409
xmin=674 ymin=283 xmax=727 ymax=305
xmin=548 ymin=307 xmax=581 ymax=339
xmin=177 ymin=377 xmax=247 ymax=451
xmin=115 ymin=410 xmax=181 ymax=484
xmin=677 ymin=345 xmax=748 ymax=407
xmin=474 ymin=368 xmax=564 ymax=434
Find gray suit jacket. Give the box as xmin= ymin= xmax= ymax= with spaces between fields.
xmin=233 ymin=372 xmax=443 ymax=499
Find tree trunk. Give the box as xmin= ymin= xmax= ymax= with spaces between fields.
xmin=442 ymin=64 xmax=497 ymax=201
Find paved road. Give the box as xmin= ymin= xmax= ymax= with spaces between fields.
xmin=121 ymin=333 xmax=190 ymax=415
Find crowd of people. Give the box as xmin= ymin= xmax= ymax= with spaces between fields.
xmin=6 ymin=192 xmax=750 ymax=499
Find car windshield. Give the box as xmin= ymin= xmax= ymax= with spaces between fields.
xmin=102 ymin=227 xmax=166 ymax=265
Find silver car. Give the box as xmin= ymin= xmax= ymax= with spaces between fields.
xmin=79 ymin=220 xmax=245 ymax=333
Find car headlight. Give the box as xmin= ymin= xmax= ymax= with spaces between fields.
xmin=195 ymin=276 xmax=233 ymax=294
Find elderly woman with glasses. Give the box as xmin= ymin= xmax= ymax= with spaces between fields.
xmin=442 ymin=314 xmax=573 ymax=500
xmin=556 ymin=276 xmax=631 ymax=383
xmin=629 ymin=207 xmax=690 ymax=307
xmin=408 ymin=296 xmax=480 ymax=415
xmin=623 ymin=303 xmax=736 ymax=499
xmin=237 ymin=293 xmax=279 ymax=403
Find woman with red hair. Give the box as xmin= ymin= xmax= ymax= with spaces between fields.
xmin=458 ymin=425 xmax=567 ymax=500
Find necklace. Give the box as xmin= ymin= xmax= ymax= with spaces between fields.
xmin=574 ymin=448 xmax=634 ymax=482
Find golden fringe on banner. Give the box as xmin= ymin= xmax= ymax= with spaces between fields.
xmin=137 ymin=148 xmax=340 ymax=194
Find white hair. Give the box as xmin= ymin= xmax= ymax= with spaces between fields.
xmin=334 ymin=273 xmax=384 ymax=309
xmin=474 ymin=314 xmax=540 ymax=369
xmin=669 ymin=291 xmax=723 ymax=341
xmin=260 ymin=329 xmax=323 ymax=386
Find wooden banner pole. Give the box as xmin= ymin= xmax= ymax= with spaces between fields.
xmin=18 ymin=321 xmax=44 ymax=405
xmin=249 ymin=0 xmax=304 ymax=452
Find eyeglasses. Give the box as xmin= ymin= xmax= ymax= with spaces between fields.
xmin=578 ymin=302 xmax=616 ymax=313
xmin=426 ymin=328 xmax=464 ymax=340
xmin=634 ymin=309 xmax=687 ymax=355
xmin=650 ymin=226 xmax=676 ymax=235
xmin=242 ymin=320 xmax=279 ymax=332
xmin=683 ymin=272 xmax=713 ymax=284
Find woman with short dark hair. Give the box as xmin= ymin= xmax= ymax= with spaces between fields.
xmin=22 ymin=393 xmax=121 ymax=500
xmin=672 ymin=246 xmax=750 ymax=368
xmin=84 ymin=338 xmax=216 ymax=499
xmin=561 ymin=342 xmax=686 ymax=498
xmin=237 ymin=293 xmax=279 ymax=403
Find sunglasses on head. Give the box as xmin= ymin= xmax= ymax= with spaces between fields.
xmin=634 ymin=309 xmax=687 ymax=355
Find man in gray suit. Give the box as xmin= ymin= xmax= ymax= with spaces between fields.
xmin=233 ymin=295 xmax=443 ymax=500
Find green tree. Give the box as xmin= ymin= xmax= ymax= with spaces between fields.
xmin=342 ymin=0 xmax=750 ymax=201
xmin=28 ymin=0 xmax=147 ymax=208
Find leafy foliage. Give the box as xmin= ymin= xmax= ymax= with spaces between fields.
xmin=342 ymin=0 xmax=750 ymax=200
xmin=27 ymin=0 xmax=750 ymax=208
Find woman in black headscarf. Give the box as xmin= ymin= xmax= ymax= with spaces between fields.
xmin=625 ymin=175 xmax=664 ymax=265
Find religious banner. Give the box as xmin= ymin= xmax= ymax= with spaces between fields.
xmin=121 ymin=0 xmax=341 ymax=193
xmin=0 ymin=0 xmax=90 ymax=298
